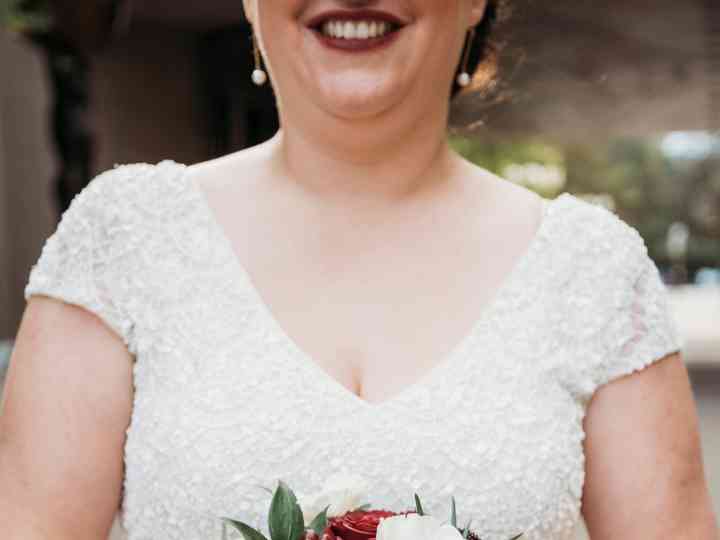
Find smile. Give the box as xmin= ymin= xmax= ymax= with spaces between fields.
xmin=306 ymin=10 xmax=408 ymax=53
xmin=319 ymin=20 xmax=400 ymax=39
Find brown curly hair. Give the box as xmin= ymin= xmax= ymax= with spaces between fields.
xmin=450 ymin=0 xmax=511 ymax=100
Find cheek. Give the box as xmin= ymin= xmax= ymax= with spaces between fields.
xmin=256 ymin=7 xmax=303 ymax=66
xmin=416 ymin=11 xmax=464 ymax=74
xmin=420 ymin=1 xmax=464 ymax=52
xmin=259 ymin=0 xmax=311 ymax=29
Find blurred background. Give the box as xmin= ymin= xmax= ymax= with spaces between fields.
xmin=0 ymin=1 xmax=718 ymax=539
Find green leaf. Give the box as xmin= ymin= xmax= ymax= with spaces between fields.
xmin=449 ymin=496 xmax=457 ymax=528
xmin=222 ymin=518 xmax=270 ymax=540
xmin=354 ymin=503 xmax=372 ymax=511
xmin=308 ymin=504 xmax=331 ymax=536
xmin=413 ymin=493 xmax=425 ymax=516
xmin=268 ymin=480 xmax=305 ymax=540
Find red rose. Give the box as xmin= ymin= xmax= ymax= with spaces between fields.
xmin=324 ymin=509 xmax=415 ymax=540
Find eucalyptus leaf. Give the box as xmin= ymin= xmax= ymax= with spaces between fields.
xmin=268 ymin=480 xmax=305 ymax=540
xmin=413 ymin=493 xmax=424 ymax=516
xmin=449 ymin=496 xmax=457 ymax=528
xmin=222 ymin=518 xmax=270 ymax=540
xmin=354 ymin=503 xmax=372 ymax=511
xmin=308 ymin=504 xmax=331 ymax=536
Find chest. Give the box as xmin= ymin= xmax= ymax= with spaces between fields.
xmin=165 ymin=179 xmax=548 ymax=405
xmin=224 ymin=248 xmax=540 ymax=404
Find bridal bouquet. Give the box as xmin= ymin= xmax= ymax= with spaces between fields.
xmin=219 ymin=473 xmax=523 ymax=540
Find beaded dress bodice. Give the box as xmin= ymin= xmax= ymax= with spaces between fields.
xmin=24 ymin=160 xmax=684 ymax=540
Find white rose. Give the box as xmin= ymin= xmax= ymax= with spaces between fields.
xmin=296 ymin=472 xmax=369 ymax=526
xmin=376 ymin=513 xmax=464 ymax=540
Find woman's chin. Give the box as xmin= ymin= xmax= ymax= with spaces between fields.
xmin=313 ymin=80 xmax=406 ymax=121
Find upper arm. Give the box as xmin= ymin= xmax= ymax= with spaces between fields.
xmin=553 ymin=202 xmax=719 ymax=537
xmin=0 ymin=295 xmax=134 ymax=539
xmin=581 ymin=350 xmax=719 ymax=539
xmin=0 ymin=163 xmax=151 ymax=539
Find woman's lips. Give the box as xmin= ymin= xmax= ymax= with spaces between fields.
xmin=309 ymin=25 xmax=405 ymax=53
xmin=305 ymin=9 xmax=409 ymax=29
xmin=304 ymin=8 xmax=409 ymax=52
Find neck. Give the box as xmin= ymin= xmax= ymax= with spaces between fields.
xmin=266 ymin=101 xmax=462 ymax=205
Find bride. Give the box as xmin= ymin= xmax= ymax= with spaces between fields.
xmin=3 ymin=0 xmax=718 ymax=539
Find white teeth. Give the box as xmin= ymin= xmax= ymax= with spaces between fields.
xmin=319 ymin=19 xmax=396 ymax=39
xmin=369 ymin=21 xmax=378 ymax=38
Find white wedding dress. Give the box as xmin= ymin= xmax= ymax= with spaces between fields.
xmin=24 ymin=159 xmax=684 ymax=540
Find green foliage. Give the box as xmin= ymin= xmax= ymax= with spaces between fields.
xmin=413 ymin=493 xmax=425 ymax=516
xmin=308 ymin=504 xmax=330 ymax=536
xmin=448 ymin=134 xmax=565 ymax=182
xmin=223 ymin=518 xmax=270 ymax=540
xmin=221 ymin=480 xmax=305 ymax=540
xmin=0 ymin=0 xmax=52 ymax=34
xmin=446 ymin=131 xmax=720 ymax=266
xmin=268 ymin=480 xmax=305 ymax=540
xmin=449 ymin=496 xmax=457 ymax=528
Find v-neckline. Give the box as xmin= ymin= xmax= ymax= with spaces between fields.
xmin=171 ymin=159 xmax=564 ymax=412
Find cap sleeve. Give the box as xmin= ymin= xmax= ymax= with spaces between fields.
xmin=567 ymin=210 xmax=686 ymax=403
xmin=24 ymin=165 xmax=144 ymax=355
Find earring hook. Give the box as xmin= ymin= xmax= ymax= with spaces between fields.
xmin=457 ymin=26 xmax=476 ymax=88
xmin=251 ymin=30 xmax=268 ymax=86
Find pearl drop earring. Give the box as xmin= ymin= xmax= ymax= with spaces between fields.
xmin=456 ymin=26 xmax=476 ymax=88
xmin=251 ymin=30 xmax=267 ymax=86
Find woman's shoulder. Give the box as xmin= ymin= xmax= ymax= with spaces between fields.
xmin=539 ymin=192 xmax=653 ymax=333
xmin=66 ymin=159 xmax=191 ymax=233
xmin=82 ymin=159 xmax=188 ymax=203
xmin=27 ymin=158 xmax=193 ymax=291
xmin=24 ymin=159 xmax=193 ymax=351
xmin=542 ymin=193 xmax=683 ymax=403
xmin=547 ymin=192 xmax=647 ymax=266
